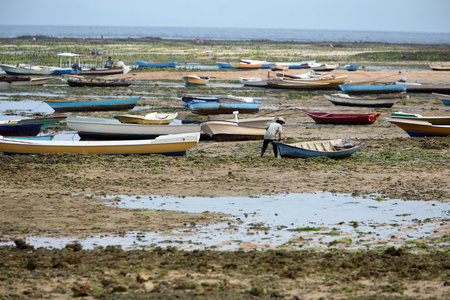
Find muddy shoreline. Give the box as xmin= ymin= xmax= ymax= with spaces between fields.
xmin=0 ymin=39 xmax=449 ymax=299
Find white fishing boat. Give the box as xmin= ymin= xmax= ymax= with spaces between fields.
xmin=66 ymin=117 xmax=201 ymax=140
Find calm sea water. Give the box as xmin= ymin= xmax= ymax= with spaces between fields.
xmin=1 ymin=25 xmax=449 ymax=44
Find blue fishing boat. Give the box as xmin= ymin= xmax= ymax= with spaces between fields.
xmin=44 ymin=97 xmax=140 ymax=112
xmin=185 ymin=101 xmax=261 ymax=115
xmin=345 ymin=64 xmax=358 ymax=71
xmin=275 ymin=139 xmax=364 ymax=159
xmin=135 ymin=60 xmax=178 ymax=68
xmin=339 ymin=84 xmax=406 ymax=94
xmin=0 ymin=122 xmax=43 ymax=136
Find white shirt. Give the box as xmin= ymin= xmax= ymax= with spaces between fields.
xmin=264 ymin=122 xmax=282 ymax=140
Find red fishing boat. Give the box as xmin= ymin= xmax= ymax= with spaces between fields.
xmin=305 ymin=111 xmax=381 ymax=125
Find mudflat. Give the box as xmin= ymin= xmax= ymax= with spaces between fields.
xmin=0 ymin=39 xmax=449 ymax=299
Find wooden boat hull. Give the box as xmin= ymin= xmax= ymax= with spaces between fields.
xmin=0 ymin=123 xmax=43 ymax=136
xmin=44 ymin=97 xmax=139 ymax=112
xmin=339 ymin=84 xmax=406 ymax=94
xmin=186 ymin=101 xmax=260 ymax=115
xmin=0 ymin=64 xmax=71 ymax=75
xmin=268 ymin=76 xmax=346 ymax=89
xmin=386 ymin=118 xmax=450 ymax=137
xmin=429 ymin=64 xmax=450 ymax=71
xmin=181 ymin=75 xmax=209 ymax=86
xmin=324 ymin=94 xmax=401 ymax=108
xmin=64 ymin=75 xmax=135 ymax=87
xmin=275 ymin=139 xmax=364 ymax=159
xmin=217 ymin=62 xmax=263 ymax=69
xmin=305 ymin=112 xmax=381 ymax=125
xmin=432 ymin=93 xmax=450 ymax=106
xmin=200 ymin=120 xmax=266 ymax=141
xmin=135 ymin=60 xmax=178 ymax=68
xmin=66 ymin=117 xmax=201 ymax=140
xmin=113 ymin=113 xmax=178 ymax=125
xmin=0 ymin=132 xmax=200 ymax=156
xmin=0 ymin=76 xmax=53 ymax=87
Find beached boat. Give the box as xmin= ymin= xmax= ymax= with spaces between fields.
xmin=339 ymin=84 xmax=406 ymax=94
xmin=238 ymin=77 xmax=269 ymax=87
xmin=185 ymin=101 xmax=261 ymax=115
xmin=44 ymin=97 xmax=139 ymax=112
xmin=271 ymin=60 xmax=316 ymax=70
xmin=429 ymin=64 xmax=450 ymax=71
xmin=345 ymin=64 xmax=359 ymax=71
xmin=386 ymin=118 xmax=450 ymax=137
xmin=217 ymin=61 xmax=263 ymax=69
xmin=390 ymin=112 xmax=450 ymax=125
xmin=309 ymin=63 xmax=339 ymax=71
xmin=324 ymin=93 xmax=401 ymax=108
xmin=267 ymin=75 xmax=347 ymax=89
xmin=0 ymin=76 xmax=53 ymax=88
xmin=63 ymin=75 xmax=135 ymax=87
xmin=11 ymin=115 xmax=67 ymax=130
xmin=305 ymin=111 xmax=381 ymax=125
xmin=0 ymin=132 xmax=200 ymax=156
xmin=342 ymin=79 xmax=377 ymax=86
xmin=182 ymin=94 xmax=254 ymax=103
xmin=134 ymin=60 xmax=178 ymax=68
xmin=0 ymin=63 xmax=71 ymax=76
xmin=200 ymin=120 xmax=266 ymax=141
xmin=267 ymin=78 xmax=331 ymax=89
xmin=274 ymin=139 xmax=364 ymax=159
xmin=195 ymin=51 xmax=213 ymax=56
xmin=0 ymin=52 xmax=82 ymax=76
xmin=240 ymin=59 xmax=274 ymax=69
xmin=275 ymin=71 xmax=328 ymax=80
xmin=113 ymin=112 xmax=178 ymax=125
xmin=0 ymin=122 xmax=43 ymax=136
xmin=392 ymin=77 xmax=450 ymax=93
xmin=432 ymin=93 xmax=450 ymax=106
xmin=73 ymin=64 xmax=130 ymax=76
xmin=181 ymin=75 xmax=210 ymax=86
xmin=66 ymin=117 xmax=201 ymax=140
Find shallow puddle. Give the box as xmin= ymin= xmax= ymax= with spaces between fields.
xmin=0 ymin=100 xmax=54 ymax=115
xmin=2 ymin=193 xmax=448 ymax=251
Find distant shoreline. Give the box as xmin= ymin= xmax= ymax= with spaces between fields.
xmin=0 ymin=36 xmax=447 ymax=46
xmin=1 ymin=25 xmax=449 ymax=44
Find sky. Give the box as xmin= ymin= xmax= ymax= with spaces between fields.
xmin=1 ymin=0 xmax=449 ymax=33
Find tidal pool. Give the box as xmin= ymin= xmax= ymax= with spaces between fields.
xmin=2 ymin=193 xmax=448 ymax=251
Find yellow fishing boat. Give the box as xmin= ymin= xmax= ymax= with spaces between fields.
xmin=181 ymin=75 xmax=210 ymax=86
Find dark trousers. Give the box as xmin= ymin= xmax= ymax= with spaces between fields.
xmin=261 ymin=139 xmax=278 ymax=157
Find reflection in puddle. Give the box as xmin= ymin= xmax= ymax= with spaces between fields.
xmin=1 ymin=193 xmax=447 ymax=251
xmin=0 ymin=100 xmax=54 ymax=115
